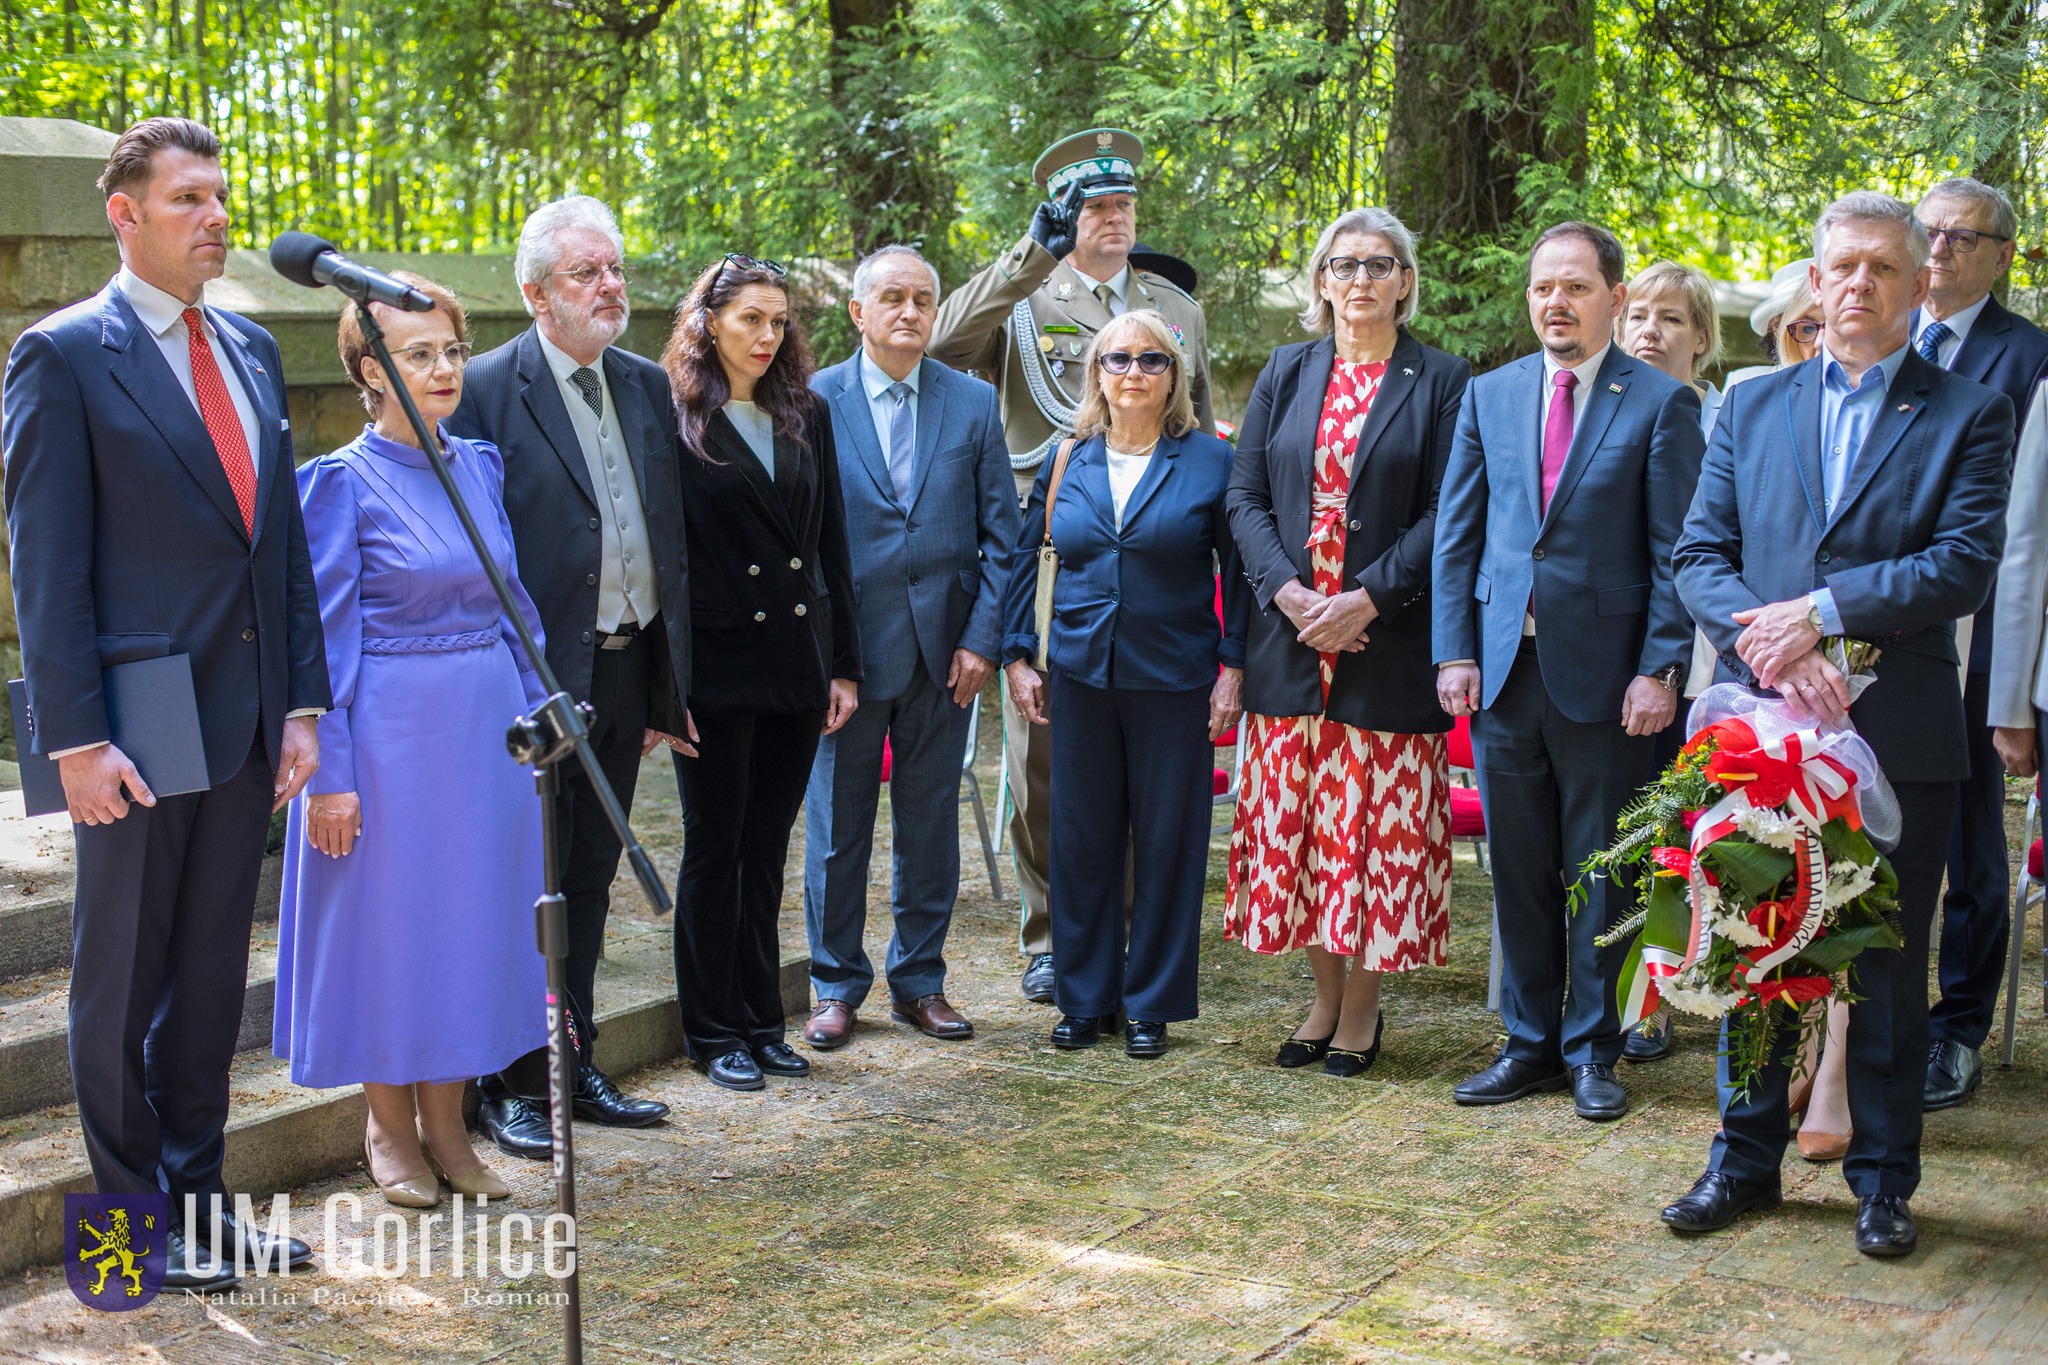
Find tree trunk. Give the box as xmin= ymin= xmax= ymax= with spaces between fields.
xmin=826 ymin=0 xmax=943 ymax=256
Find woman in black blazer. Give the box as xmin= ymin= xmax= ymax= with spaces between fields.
xmin=662 ymin=253 xmax=862 ymax=1092
xmin=1222 ymin=208 xmax=1472 ymax=1078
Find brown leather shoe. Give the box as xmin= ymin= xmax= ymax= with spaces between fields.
xmin=802 ymin=1000 xmax=856 ymax=1049
xmin=890 ymin=993 xmax=974 ymax=1040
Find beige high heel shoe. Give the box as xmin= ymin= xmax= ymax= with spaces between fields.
xmin=365 ymin=1137 xmax=441 ymax=1208
xmin=423 ymin=1142 xmax=513 ymax=1201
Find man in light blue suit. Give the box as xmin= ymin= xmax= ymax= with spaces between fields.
xmin=1664 ymin=193 xmax=2011 ymax=1257
xmin=1432 ymin=222 xmax=1705 ymax=1123
xmin=802 ymin=246 xmax=1022 ymax=1048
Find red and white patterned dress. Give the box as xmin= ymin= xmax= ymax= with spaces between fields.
xmin=1223 ymin=358 xmax=1451 ymax=968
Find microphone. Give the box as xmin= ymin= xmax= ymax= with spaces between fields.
xmin=268 ymin=232 xmax=434 ymax=312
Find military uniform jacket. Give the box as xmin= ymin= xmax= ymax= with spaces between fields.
xmin=929 ymin=232 xmax=1215 ymax=490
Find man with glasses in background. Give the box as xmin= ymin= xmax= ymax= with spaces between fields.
xmin=448 ymin=195 xmax=693 ymax=1157
xmin=930 ymin=127 xmax=1215 ymax=1008
xmin=1909 ymin=177 xmax=2048 ymax=1113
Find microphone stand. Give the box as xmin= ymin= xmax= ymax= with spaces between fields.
xmin=351 ymin=300 xmax=671 ymax=1365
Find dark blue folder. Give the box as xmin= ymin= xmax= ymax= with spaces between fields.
xmin=11 ymin=654 xmax=212 ymax=817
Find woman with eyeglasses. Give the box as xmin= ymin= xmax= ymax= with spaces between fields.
xmin=277 ymin=272 xmax=548 ymax=1207
xmin=1725 ymin=259 xmax=1823 ymax=391
xmin=1002 ymin=309 xmax=1249 ymax=1058
xmin=1221 ymin=208 xmax=1469 ymax=1077
xmin=661 ymin=253 xmax=862 ymax=1091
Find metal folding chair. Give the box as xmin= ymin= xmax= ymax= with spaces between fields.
xmin=960 ymin=702 xmax=1005 ymax=901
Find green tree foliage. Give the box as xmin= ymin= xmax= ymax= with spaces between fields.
xmin=3 ymin=0 xmax=2044 ymax=363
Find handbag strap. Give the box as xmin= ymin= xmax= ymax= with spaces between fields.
xmin=1041 ymin=437 xmax=1078 ymax=547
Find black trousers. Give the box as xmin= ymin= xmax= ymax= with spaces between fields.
xmin=1710 ymin=780 xmax=1953 ymax=1197
xmin=69 ymin=737 xmax=272 ymax=1203
xmin=1471 ymin=638 xmax=1656 ymax=1069
xmin=672 ymin=708 xmax=823 ymax=1059
xmin=1047 ymin=674 xmax=1212 ymax=1024
xmin=492 ymin=629 xmax=651 ymax=1100
xmin=1933 ymin=670 xmax=2009 ymax=1049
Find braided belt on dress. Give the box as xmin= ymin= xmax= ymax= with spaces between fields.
xmin=1306 ymin=490 xmax=1348 ymax=550
xmin=359 ymin=629 xmax=501 ymax=655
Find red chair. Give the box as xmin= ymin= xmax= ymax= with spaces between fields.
xmin=1446 ymin=714 xmax=1488 ymax=871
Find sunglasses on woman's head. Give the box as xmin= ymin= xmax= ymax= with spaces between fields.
xmin=1098 ymin=350 xmax=1173 ymax=375
xmin=708 ymin=252 xmax=789 ymax=297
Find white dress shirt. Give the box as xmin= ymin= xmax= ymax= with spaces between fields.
xmin=1068 ymin=264 xmax=1132 ymax=315
xmin=116 ymin=266 xmax=261 ymax=487
xmin=859 ymin=348 xmax=920 ymax=463
xmin=535 ymin=329 xmax=659 ymax=631
xmin=1914 ymin=293 xmax=1991 ymax=370
xmin=1104 ymin=442 xmax=1155 ymax=531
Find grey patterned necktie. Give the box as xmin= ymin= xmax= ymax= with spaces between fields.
xmin=570 ymin=366 xmax=604 ymax=418
xmin=887 ymin=381 xmax=915 ymax=505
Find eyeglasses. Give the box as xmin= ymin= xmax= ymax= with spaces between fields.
xmin=708 ymin=252 xmax=789 ymax=297
xmin=391 ymin=342 xmax=473 ymax=373
xmin=1925 ymin=226 xmax=2011 ymax=254
xmin=1098 ymin=350 xmax=1173 ymax=375
xmin=553 ymin=263 xmax=629 ymax=288
xmin=1783 ymin=319 xmax=1824 ymax=346
xmin=1322 ymin=255 xmax=1402 ymax=282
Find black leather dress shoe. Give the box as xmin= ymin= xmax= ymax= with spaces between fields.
xmin=1021 ymin=953 xmax=1057 ymax=1003
xmin=1622 ymin=1011 xmax=1673 ymax=1063
xmin=752 ymin=1041 xmax=811 ymax=1076
xmin=574 ymin=1062 xmax=671 ymax=1126
xmin=481 ymin=1095 xmax=554 ymax=1160
xmin=1125 ymin=1021 xmax=1168 ymax=1058
xmin=1274 ymin=1032 xmax=1333 ymax=1069
xmin=1923 ymin=1040 xmax=1983 ymax=1112
xmin=163 ymin=1223 xmax=240 ymax=1292
xmin=1855 ymin=1193 xmax=1917 ymax=1256
xmin=1571 ymin=1062 xmax=1629 ymax=1121
xmin=1050 ymin=1013 xmax=1119 ymax=1049
xmin=1454 ymin=1054 xmax=1569 ymax=1105
xmin=706 ymin=1050 xmax=766 ymax=1092
xmin=1660 ymin=1171 xmax=1782 ymax=1233
xmin=216 ymin=1210 xmax=314 ymax=1271
xmin=1324 ymin=1012 xmax=1384 ymax=1078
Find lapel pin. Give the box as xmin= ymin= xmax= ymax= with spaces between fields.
xmin=1608 ymin=382 xmax=1623 ymax=393
xmin=1897 ymin=402 xmax=1913 ymax=412
xmin=1049 ymin=360 xmax=1066 ymax=377
xmin=1402 ymin=367 xmax=1414 ymax=376
xmin=1056 ymin=281 xmax=1075 ymax=299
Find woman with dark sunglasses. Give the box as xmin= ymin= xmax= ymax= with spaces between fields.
xmin=1222 ymin=207 xmax=1471 ymax=1078
xmin=659 ymin=253 xmax=863 ymax=1092
xmin=1001 ymin=309 xmax=1250 ymax=1058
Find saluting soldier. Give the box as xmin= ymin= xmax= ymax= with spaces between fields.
xmin=930 ymin=126 xmax=1216 ymax=1006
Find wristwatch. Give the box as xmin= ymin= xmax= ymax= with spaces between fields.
xmin=1804 ymin=598 xmax=1826 ymax=635
xmin=1653 ymin=663 xmax=1684 ymax=693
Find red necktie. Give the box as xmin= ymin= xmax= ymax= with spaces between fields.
xmin=182 ymin=307 xmax=256 ymax=535
xmin=1540 ymin=368 xmax=1577 ymax=514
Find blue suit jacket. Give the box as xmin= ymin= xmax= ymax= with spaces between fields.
xmin=1431 ymin=347 xmax=1705 ymax=723
xmin=1674 ymin=349 xmax=2013 ymax=782
xmin=1001 ymin=429 xmax=1248 ymax=692
xmin=1916 ymin=296 xmax=2048 ymax=671
xmin=2 ymin=281 xmax=330 ymax=784
xmin=812 ymin=353 xmax=1021 ymax=701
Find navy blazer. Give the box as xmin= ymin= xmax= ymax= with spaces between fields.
xmin=1001 ymin=429 xmax=1248 ymax=692
xmin=1916 ymin=295 xmax=2048 ymax=671
xmin=1674 ymin=349 xmax=2013 ymax=783
xmin=1228 ymin=330 xmax=1470 ymax=734
xmin=446 ymin=326 xmax=691 ymax=727
xmin=2 ymin=281 xmax=330 ymax=783
xmin=811 ymin=353 xmax=1021 ymax=702
xmin=1431 ymin=347 xmax=1705 ymax=723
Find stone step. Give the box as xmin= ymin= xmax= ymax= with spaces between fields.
xmin=0 ymin=920 xmax=809 ymax=1278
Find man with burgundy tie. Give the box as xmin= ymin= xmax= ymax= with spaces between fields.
xmin=1431 ymin=221 xmax=1705 ymax=1122
xmin=2 ymin=117 xmax=330 ymax=1288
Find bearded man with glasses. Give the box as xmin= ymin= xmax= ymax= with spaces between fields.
xmin=447 ymin=194 xmax=693 ymax=1157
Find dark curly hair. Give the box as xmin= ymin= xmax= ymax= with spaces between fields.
xmin=663 ymin=259 xmax=816 ymax=461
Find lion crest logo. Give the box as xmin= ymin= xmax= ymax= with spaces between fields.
xmin=64 ymin=1193 xmax=167 ymax=1309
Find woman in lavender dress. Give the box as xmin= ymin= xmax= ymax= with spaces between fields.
xmin=275 ymin=273 xmax=548 ymax=1207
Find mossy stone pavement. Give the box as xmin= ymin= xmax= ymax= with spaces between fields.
xmin=1 ymin=721 xmax=2044 ymax=1362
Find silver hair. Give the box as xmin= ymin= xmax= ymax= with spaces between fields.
xmin=1299 ymin=207 xmax=1420 ymax=332
xmin=1918 ymin=176 xmax=2019 ymax=242
xmin=514 ymin=195 xmax=627 ymax=317
xmin=1812 ymin=191 xmax=1930 ymax=269
xmin=850 ymin=244 xmax=942 ymax=305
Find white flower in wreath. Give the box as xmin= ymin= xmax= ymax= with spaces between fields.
xmin=1662 ymin=975 xmax=1747 ymax=1019
xmin=1708 ymin=906 xmax=1769 ymax=948
xmin=1821 ymin=857 xmax=1878 ymax=910
xmin=1732 ymin=803 xmax=1800 ymax=849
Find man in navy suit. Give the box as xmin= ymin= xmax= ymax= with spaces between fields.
xmin=1432 ymin=222 xmax=1705 ymax=1124
xmin=1910 ymin=178 xmax=2048 ymax=1111
xmin=446 ymin=196 xmax=688 ymax=1156
xmin=801 ymin=246 xmax=1021 ymax=1049
xmin=1665 ymin=192 xmax=2012 ymax=1256
xmin=1 ymin=118 xmax=330 ymax=1288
